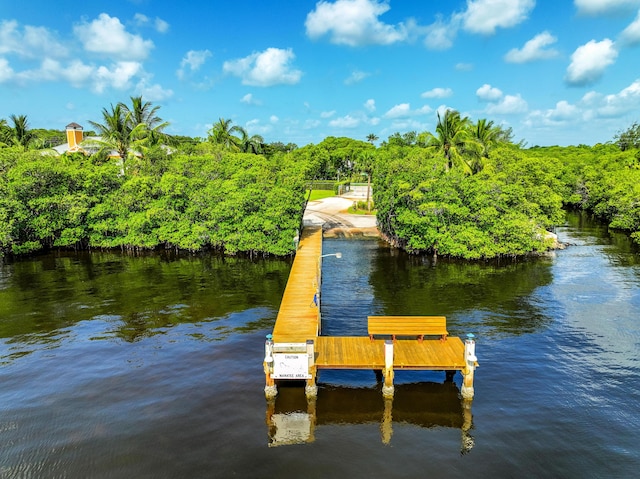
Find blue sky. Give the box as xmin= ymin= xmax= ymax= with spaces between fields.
xmin=2 ymin=0 xmax=640 ymax=147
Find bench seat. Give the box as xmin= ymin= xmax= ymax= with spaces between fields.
xmin=367 ymin=315 xmax=448 ymax=342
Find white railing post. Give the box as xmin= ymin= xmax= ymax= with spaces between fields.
xmin=461 ymin=333 xmax=477 ymax=399
xmin=382 ymin=339 xmax=394 ymax=398
xmin=264 ymin=334 xmax=277 ymax=399
xmin=305 ymin=339 xmax=317 ymax=398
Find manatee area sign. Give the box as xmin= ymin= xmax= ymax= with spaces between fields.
xmin=272 ymin=352 xmax=311 ymax=380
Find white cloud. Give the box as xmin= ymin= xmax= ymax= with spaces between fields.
xmin=620 ymin=10 xmax=640 ymax=45
xmin=155 ymin=18 xmax=170 ymax=33
xmin=505 ymin=31 xmax=559 ymax=63
xmin=364 ymin=99 xmax=376 ymax=112
xmin=574 ymin=0 xmax=640 ymax=15
xmin=74 ymin=13 xmax=153 ymax=61
xmin=305 ymin=0 xmax=408 ymax=46
xmin=385 ymin=118 xmax=429 ymax=133
xmin=526 ymin=80 xmax=640 ymax=131
xmin=177 ymin=49 xmax=212 ymax=80
xmin=134 ymin=13 xmax=169 ymax=33
xmin=544 ymin=100 xmax=579 ymax=122
xmin=414 ymin=105 xmax=432 ymax=115
xmin=244 ymin=119 xmax=273 ymax=135
xmin=384 ymin=103 xmax=411 ymax=118
xmin=135 ymin=79 xmax=173 ymax=101
xmin=565 ymin=39 xmax=618 ymax=86
xmin=0 ymin=58 xmax=15 ymax=82
xmin=320 ymin=110 xmax=336 ymax=118
xmin=486 ymin=94 xmax=528 ymax=114
xmin=304 ymin=119 xmax=322 ymax=129
xmin=455 ymin=62 xmax=474 ymax=71
xmin=223 ymin=47 xmax=302 ymax=86
xmin=383 ymin=103 xmax=431 ymax=118
xmin=0 ymin=19 xmax=69 ymax=59
xmin=241 ymin=93 xmax=261 ymax=105
xmin=421 ymin=87 xmax=453 ymax=99
xmin=270 ymin=115 xmax=279 ymax=123
xmin=476 ymin=84 xmax=503 ymax=101
xmin=134 ymin=13 xmax=149 ymax=24
xmin=593 ymin=79 xmax=640 ymax=117
xmin=460 ymin=0 xmax=535 ymax=35
xmin=93 ymin=61 xmax=143 ymax=92
xmin=423 ymin=17 xmax=457 ymax=50
xmin=329 ymin=114 xmax=360 ymax=128
xmin=344 ymin=69 xmax=370 ymax=85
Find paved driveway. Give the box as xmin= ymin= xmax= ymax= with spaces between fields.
xmin=303 ymin=194 xmax=377 ymax=235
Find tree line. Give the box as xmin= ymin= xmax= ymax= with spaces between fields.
xmin=1 ymin=100 xmax=639 ymax=259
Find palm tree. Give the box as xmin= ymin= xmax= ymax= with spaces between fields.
xmin=122 ymin=96 xmax=172 ymax=150
xmin=473 ymin=119 xmax=499 ymax=157
xmin=124 ymin=97 xmax=170 ymax=138
xmin=0 ymin=119 xmax=12 ymax=146
xmin=88 ymin=104 xmax=144 ymax=167
xmin=366 ymin=133 xmax=378 ymax=145
xmin=234 ymin=126 xmax=264 ymax=154
xmin=208 ymin=117 xmax=241 ymax=151
xmin=426 ymin=110 xmax=479 ymax=174
xmin=9 ymin=114 xmax=37 ymax=151
xmin=470 ymin=118 xmax=499 ymax=173
xmin=357 ymin=149 xmax=376 ymax=211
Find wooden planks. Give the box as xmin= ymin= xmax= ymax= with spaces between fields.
xmin=272 ymin=226 xmax=322 ymax=344
xmin=316 ymin=336 xmax=466 ymax=371
xmin=368 ymin=315 xmax=448 ymax=341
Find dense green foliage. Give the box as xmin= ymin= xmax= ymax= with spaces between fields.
xmin=614 ymin=122 xmax=640 ymax=151
xmin=2 ymin=102 xmax=639 ymax=259
xmin=0 ymin=147 xmax=308 ymax=256
xmin=374 ymin=144 xmax=564 ymax=259
xmin=527 ymin=144 xmax=640 ymax=244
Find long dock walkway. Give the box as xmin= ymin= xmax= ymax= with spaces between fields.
xmin=271 ymin=226 xmax=323 ymax=343
xmin=264 ymin=226 xmax=477 ymax=399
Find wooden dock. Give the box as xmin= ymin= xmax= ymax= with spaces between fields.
xmin=271 ymin=226 xmax=323 ymax=344
xmin=263 ymin=226 xmax=477 ymax=399
xmin=315 ymin=336 xmax=466 ymax=370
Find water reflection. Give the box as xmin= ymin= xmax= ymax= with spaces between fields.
xmin=266 ymin=381 xmax=474 ymax=453
xmin=0 ymin=251 xmax=291 ymax=362
xmin=321 ymin=238 xmax=557 ymax=340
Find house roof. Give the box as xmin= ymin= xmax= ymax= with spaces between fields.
xmin=66 ymin=122 xmax=83 ymax=130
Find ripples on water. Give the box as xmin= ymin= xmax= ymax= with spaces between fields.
xmin=1 ymin=212 xmax=639 ymax=477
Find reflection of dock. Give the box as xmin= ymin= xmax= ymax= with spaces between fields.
xmin=267 ymin=382 xmax=474 ymax=450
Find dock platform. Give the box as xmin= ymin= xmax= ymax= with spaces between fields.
xmin=263 ymin=226 xmax=477 ymax=399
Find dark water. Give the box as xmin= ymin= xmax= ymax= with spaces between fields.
xmin=1 ymin=213 xmax=639 ymax=478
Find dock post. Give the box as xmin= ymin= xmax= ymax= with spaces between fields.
xmin=305 ymin=339 xmax=318 ymax=398
xmin=382 ymin=340 xmax=394 ymax=398
xmin=264 ymin=334 xmax=277 ymax=399
xmin=461 ymin=334 xmax=477 ymax=399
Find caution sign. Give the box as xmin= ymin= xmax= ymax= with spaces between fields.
xmin=272 ymin=353 xmax=311 ymax=379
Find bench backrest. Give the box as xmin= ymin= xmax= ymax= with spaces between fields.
xmin=368 ymin=315 xmax=448 ymax=338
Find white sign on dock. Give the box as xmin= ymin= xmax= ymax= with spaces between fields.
xmin=272 ymin=353 xmax=311 ymax=379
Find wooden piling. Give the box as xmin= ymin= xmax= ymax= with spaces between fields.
xmin=305 ymin=339 xmax=318 ymax=398
xmin=264 ymin=334 xmax=277 ymax=399
xmin=461 ymin=334 xmax=477 ymax=399
xmin=382 ymin=340 xmax=394 ymax=398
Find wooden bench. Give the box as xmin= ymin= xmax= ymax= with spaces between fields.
xmin=367 ymin=316 xmax=448 ymax=342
